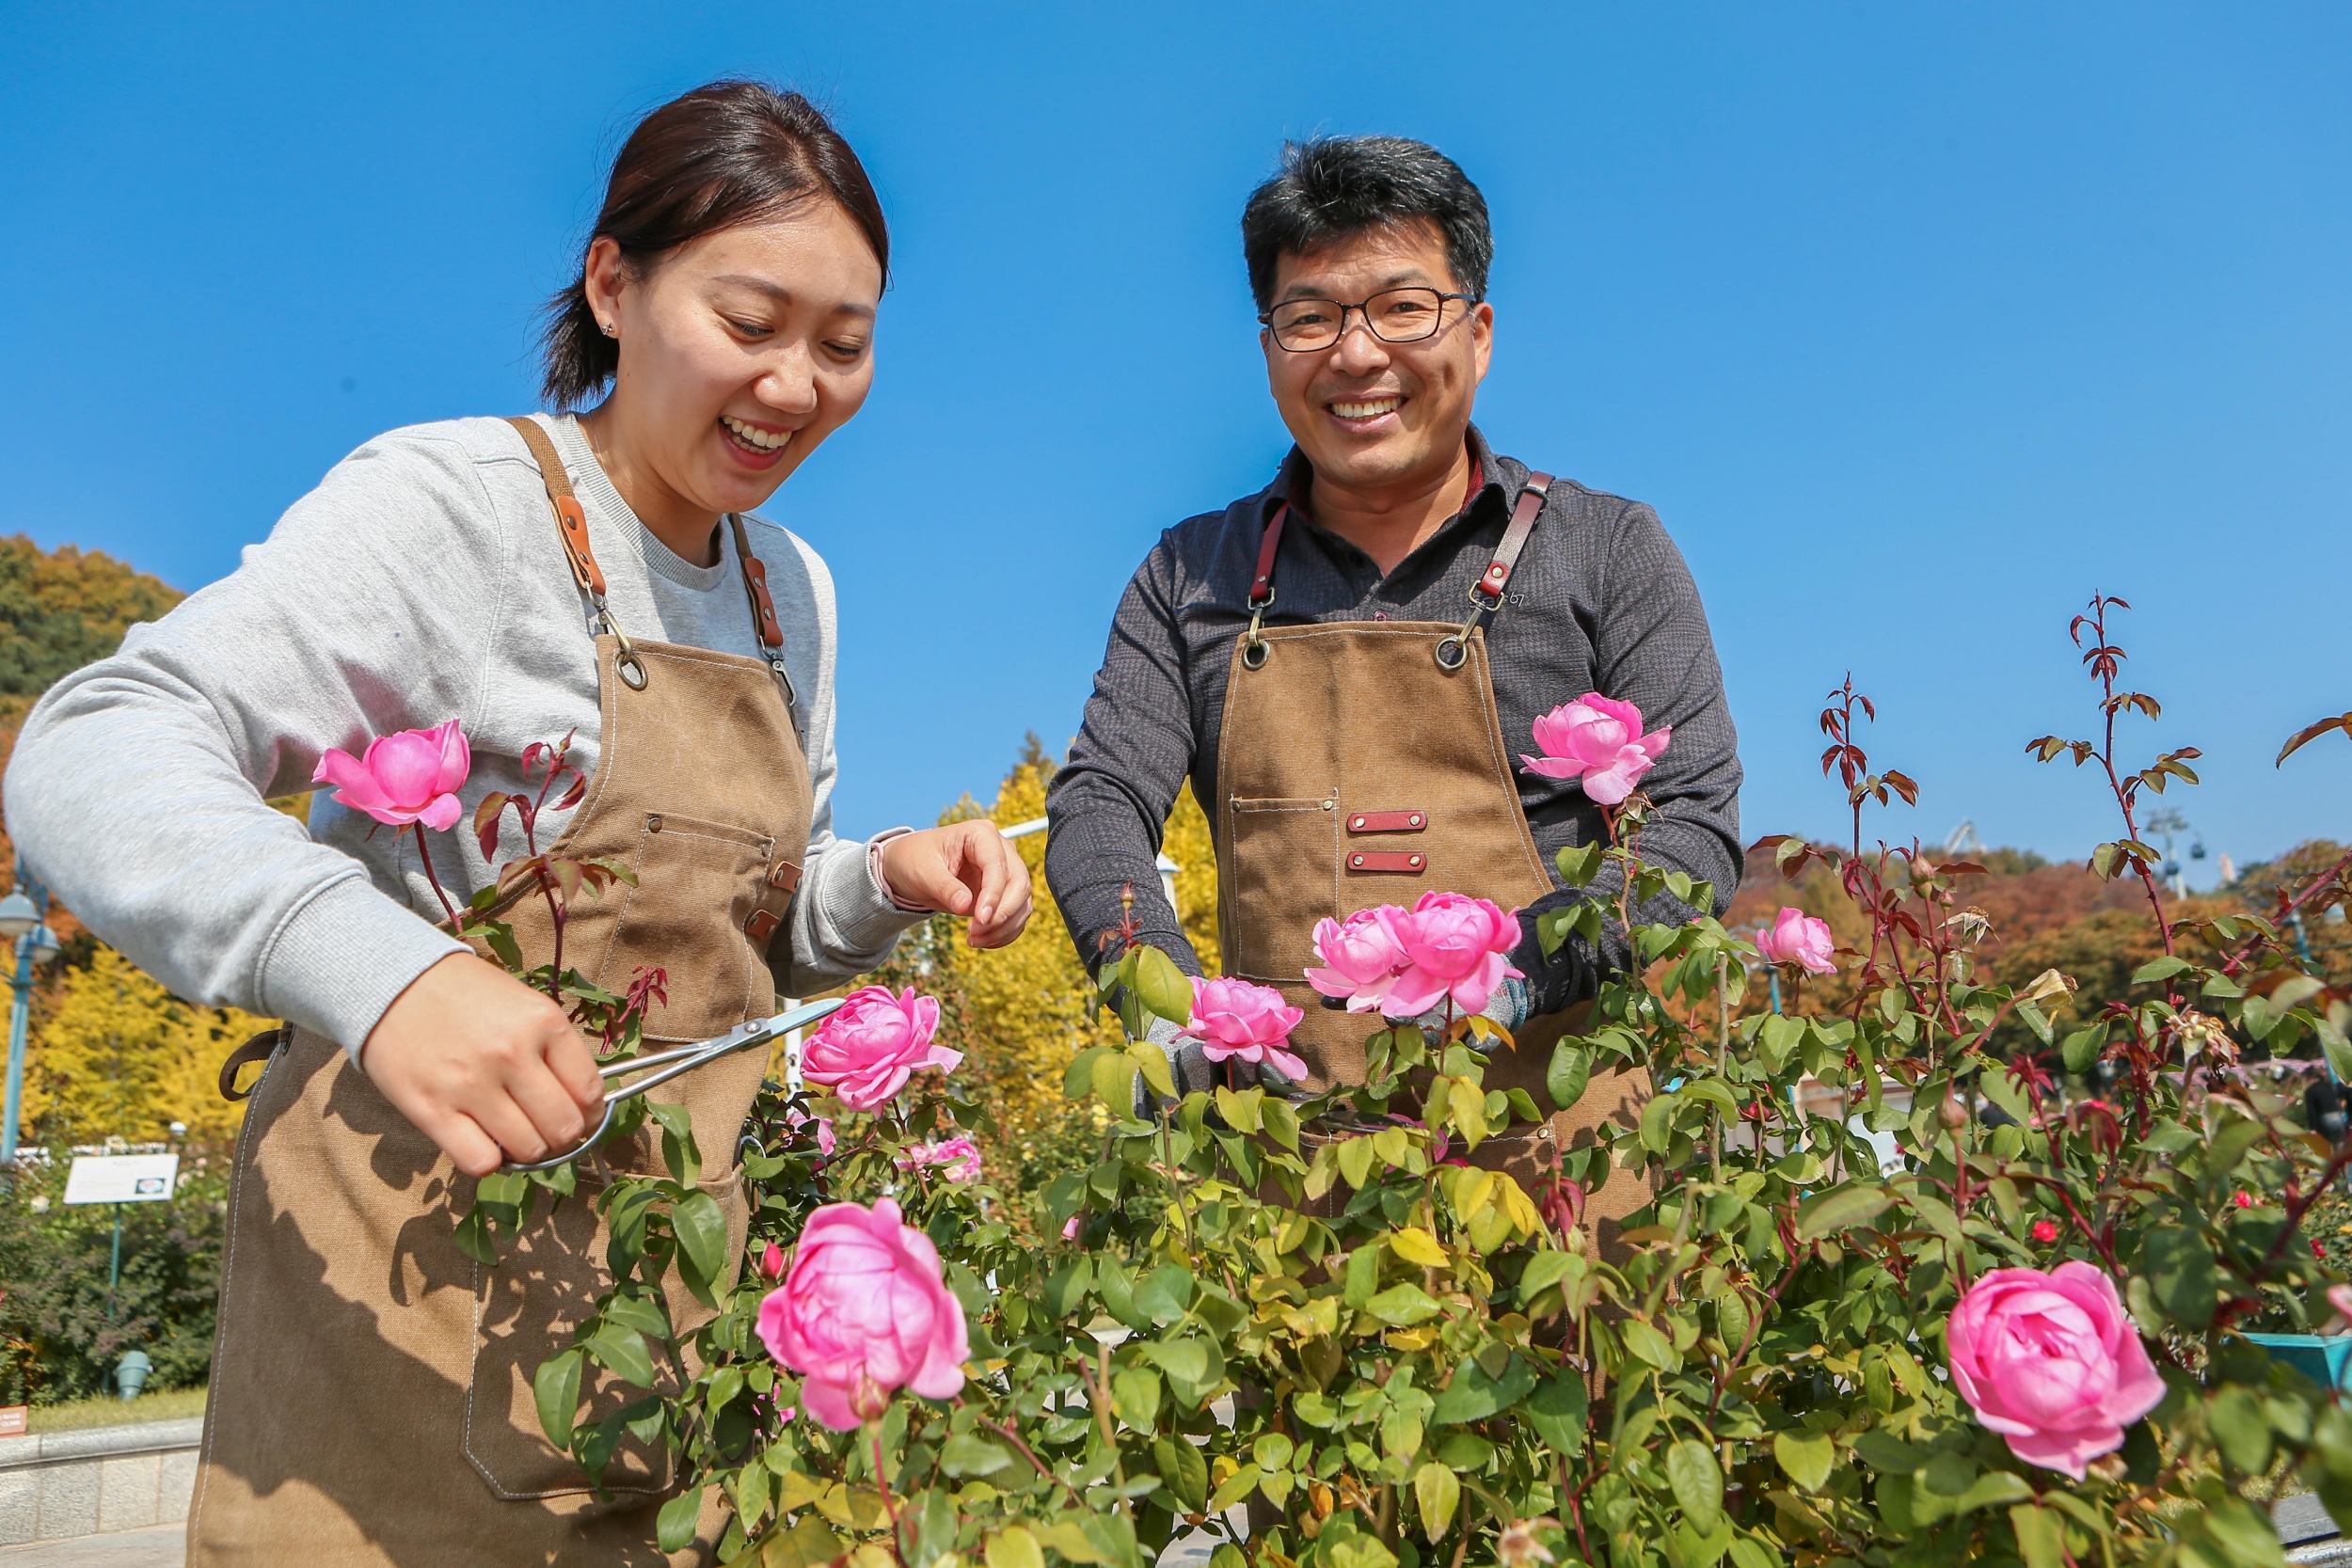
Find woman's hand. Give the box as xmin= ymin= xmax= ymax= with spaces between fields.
xmin=359 ymin=953 xmax=607 ymax=1178
xmin=879 ymin=821 xmax=1035 ymax=948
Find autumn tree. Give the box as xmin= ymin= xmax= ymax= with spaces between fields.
xmin=22 ymin=945 xmax=262 ymax=1151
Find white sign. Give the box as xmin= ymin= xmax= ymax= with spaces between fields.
xmin=62 ymin=1153 xmax=180 ymax=1206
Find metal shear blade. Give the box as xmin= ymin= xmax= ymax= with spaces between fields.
xmin=500 ymin=995 xmax=846 ymax=1174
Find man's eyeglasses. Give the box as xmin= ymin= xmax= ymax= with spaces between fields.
xmin=1258 ymin=287 xmax=1478 ymax=353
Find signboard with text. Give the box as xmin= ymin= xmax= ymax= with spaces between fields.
xmin=61 ymin=1152 xmax=180 ymax=1206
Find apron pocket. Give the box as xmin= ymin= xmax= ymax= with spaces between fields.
xmin=593 ymin=811 xmax=776 ymax=1044
xmin=465 ymin=1165 xmax=750 ymax=1500
xmin=1224 ymin=794 xmax=1338 ymax=984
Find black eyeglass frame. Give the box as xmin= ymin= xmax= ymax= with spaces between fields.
xmin=1256 ymin=288 xmax=1481 ymax=352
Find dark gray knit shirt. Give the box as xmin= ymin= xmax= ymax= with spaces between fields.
xmin=1045 ymin=426 xmax=1742 ymax=1010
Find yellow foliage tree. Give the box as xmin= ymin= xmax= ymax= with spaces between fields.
xmin=905 ymin=739 xmax=1219 ymax=1189
xmin=22 ymin=946 xmax=262 ymax=1149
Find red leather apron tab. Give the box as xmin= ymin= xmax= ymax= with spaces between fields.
xmin=745 ymin=909 xmax=782 ymax=942
xmin=1345 ymin=810 xmax=1426 ymax=834
xmin=1346 ymin=849 xmax=1429 ymax=873
xmin=767 ymin=860 xmax=803 ymax=894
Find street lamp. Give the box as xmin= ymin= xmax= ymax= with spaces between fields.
xmin=0 ymin=871 xmax=61 ymax=1171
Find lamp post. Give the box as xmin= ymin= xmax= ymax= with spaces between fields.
xmin=0 ymin=872 xmax=62 ymax=1172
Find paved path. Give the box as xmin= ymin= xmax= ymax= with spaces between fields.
xmin=0 ymin=1522 xmax=181 ymax=1565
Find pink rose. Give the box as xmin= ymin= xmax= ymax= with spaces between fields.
xmin=756 ymin=1197 xmax=969 ymax=1430
xmin=1947 ymin=1262 xmax=2164 ymax=1478
xmin=1179 ymin=976 xmax=1308 ymax=1082
xmin=1379 ymin=892 xmax=1523 ymax=1017
xmin=786 ymin=1106 xmax=836 ymax=1157
xmin=801 ymin=987 xmax=959 ymax=1113
xmin=1520 ymin=694 xmax=1670 ymax=805
xmin=312 ymin=720 xmax=470 ymax=830
xmin=1306 ymin=908 xmax=1408 ymax=1012
xmin=1756 ymin=907 xmax=1836 ymax=975
xmin=1060 ymin=1213 xmax=1084 ymax=1242
xmin=758 ymin=1242 xmax=785 ymax=1281
xmin=898 ymin=1133 xmax=982 ymax=1184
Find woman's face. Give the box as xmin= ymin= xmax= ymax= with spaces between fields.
xmin=586 ymin=200 xmax=882 ymax=525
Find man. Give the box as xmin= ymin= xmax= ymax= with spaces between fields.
xmin=1045 ymin=135 xmax=1740 ymax=1234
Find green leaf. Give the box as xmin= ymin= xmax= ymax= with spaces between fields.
xmin=2209 ymin=1386 xmax=2273 ymax=1476
xmin=1344 ymin=1243 xmax=1382 ymax=1308
xmin=644 ymin=1100 xmax=703 ymax=1188
xmin=1796 ymin=1184 xmax=1891 ymax=1243
xmin=987 ymin=1528 xmax=1047 ymax=1568
xmin=672 ymin=1189 xmax=729 ymax=1308
xmin=940 ymin=1433 xmax=1016 ymax=1478
xmin=1152 ymin=1435 xmax=1208 ymax=1513
xmin=1131 ymin=1043 xmax=1176 ymax=1101
xmin=1133 ymin=944 xmax=1195 ymax=1026
xmin=1978 ymin=1068 xmax=2032 ymax=1128
xmin=1619 ymin=1316 xmax=1678 ymax=1370
xmin=1774 ymin=1430 xmax=1834 ymax=1493
xmin=1207 ymin=1465 xmax=1264 ymax=1514
xmin=452 ymin=1205 xmax=499 ymax=1266
xmin=657 ymin=1488 xmax=704 ymax=1554
xmin=1955 ymin=1470 xmax=2033 ymax=1514
xmin=2132 ymin=955 xmax=2193 ymax=985
xmin=1366 ymin=1283 xmax=1444 ymax=1326
xmin=1431 ymin=1354 xmax=1534 ymax=1424
xmin=1134 ymin=1264 xmax=1193 ymax=1324
xmin=1525 ymin=1371 xmax=1589 ymax=1450
xmin=1555 ymin=842 xmax=1603 ymax=886
xmin=1666 ymin=1440 xmax=1724 ymax=1537
xmin=1517 ymin=1250 xmax=1579 ymax=1309
xmin=1547 ymin=1043 xmax=1592 ymax=1112
xmin=1044 ymin=1256 xmax=1094 ymax=1318
xmin=2009 ymin=1504 xmax=2065 ymax=1568
xmin=586 ymin=1322 xmax=656 ymax=1387
xmin=2141 ymin=1227 xmax=2220 ymax=1331
xmin=1640 ymin=1091 xmax=1678 ymax=1155
xmin=1727 ymin=1540 xmax=1779 ymax=1568
xmin=762 ymin=1516 xmax=848 ymax=1568
xmin=1412 ymin=1461 xmax=1460 ymax=1539
xmin=532 ymin=1348 xmax=583 ymax=1451
xmin=1064 ymin=1045 xmax=1115 ymax=1100
xmin=1338 ymin=1135 xmax=1376 ymax=1190
xmin=1142 ymin=1337 xmax=1208 ymax=1386
xmin=2060 ymin=1026 xmax=2106 ymax=1074
xmin=1111 ymin=1367 xmax=1162 ymax=1429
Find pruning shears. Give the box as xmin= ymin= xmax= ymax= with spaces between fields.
xmin=501 ymin=995 xmax=845 ymax=1174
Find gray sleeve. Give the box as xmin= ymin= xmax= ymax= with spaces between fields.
xmin=771 ymin=534 xmax=923 ymax=990
xmin=2 ymin=436 xmax=494 ymax=1051
xmin=1046 ymin=539 xmax=1201 ymax=977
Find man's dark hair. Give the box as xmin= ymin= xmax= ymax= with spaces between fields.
xmin=1240 ymin=135 xmax=1492 ymax=311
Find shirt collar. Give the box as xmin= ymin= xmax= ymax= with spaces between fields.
xmin=1261 ymin=423 xmax=1508 ymax=532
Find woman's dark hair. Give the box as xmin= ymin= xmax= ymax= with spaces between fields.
xmin=540 ymin=80 xmax=890 ymax=410
xmin=1240 ymin=136 xmax=1491 ymax=310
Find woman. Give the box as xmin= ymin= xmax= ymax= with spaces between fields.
xmin=4 ymin=81 xmax=1028 ymax=1565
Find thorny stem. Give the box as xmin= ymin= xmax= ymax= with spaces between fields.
xmin=411 ymin=823 xmax=465 ymax=930
xmin=1711 ymin=955 xmax=1729 ymax=1184
xmin=2076 ymin=596 xmax=2175 ymax=958
xmin=869 ymin=1428 xmax=906 ymax=1565
xmin=961 ymin=1402 xmax=1087 ymax=1509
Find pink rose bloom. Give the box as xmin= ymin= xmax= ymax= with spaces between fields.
xmin=1060 ymin=1213 xmax=1084 ymax=1242
xmin=1179 ymin=976 xmax=1308 ymax=1082
xmin=756 ymin=1197 xmax=968 ymax=1430
xmin=801 ymin=987 xmax=959 ymax=1113
xmin=1947 ymin=1262 xmax=2164 ymax=1478
xmin=1520 ymin=694 xmax=1670 ymax=805
xmin=758 ymin=1242 xmax=785 ymax=1281
xmin=1379 ymin=892 xmax=1523 ymax=1017
xmin=1756 ymin=907 xmax=1836 ymax=975
xmin=312 ymin=720 xmax=470 ymax=830
xmin=1306 ymin=908 xmax=1408 ymax=1012
xmin=786 ymin=1106 xmax=835 ymax=1157
xmin=898 ymin=1133 xmax=982 ymax=1184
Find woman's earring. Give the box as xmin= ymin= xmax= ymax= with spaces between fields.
xmin=601 ymin=322 xmax=617 ymax=338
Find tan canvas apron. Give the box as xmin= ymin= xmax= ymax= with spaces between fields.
xmin=1213 ymin=471 xmax=1654 ymax=1258
xmin=188 ymin=418 xmax=814 ymax=1567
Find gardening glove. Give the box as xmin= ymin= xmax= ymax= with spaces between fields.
xmin=1386 ymin=974 xmax=1533 ymax=1045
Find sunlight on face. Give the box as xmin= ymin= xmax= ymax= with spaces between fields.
xmin=1261 ymin=218 xmax=1492 ymax=497
xmin=594 ymin=200 xmax=882 ymax=531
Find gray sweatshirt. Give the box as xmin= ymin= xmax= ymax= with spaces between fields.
xmin=4 ymin=414 xmax=922 ymax=1059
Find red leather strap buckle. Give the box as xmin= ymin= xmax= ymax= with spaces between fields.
xmin=745 ymin=909 xmax=782 ymax=942
xmin=767 ymin=861 xmax=803 ymax=894
xmin=1345 ymin=810 xmax=1427 ymax=834
xmin=1346 ymin=850 xmax=1428 ymax=874
xmin=553 ymin=496 xmax=607 ymax=597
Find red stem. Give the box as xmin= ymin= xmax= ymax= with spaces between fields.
xmin=412 ymin=823 xmax=465 ymax=930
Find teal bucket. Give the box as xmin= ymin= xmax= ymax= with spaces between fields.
xmin=2244 ymin=1333 xmax=2352 ymax=1389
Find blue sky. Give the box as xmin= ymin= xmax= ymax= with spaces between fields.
xmin=4 ymin=4 xmax=2347 ymax=884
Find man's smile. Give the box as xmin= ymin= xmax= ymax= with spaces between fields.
xmin=1326 ymin=393 xmax=1406 ymax=430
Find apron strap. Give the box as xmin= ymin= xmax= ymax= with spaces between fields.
xmin=504 ymin=416 xmax=647 ymax=689
xmin=218 ymin=1025 xmax=290 ymax=1101
xmin=1436 ymin=472 xmax=1552 ymax=671
xmin=1239 ymin=503 xmax=1290 ymax=670
xmin=728 ymin=514 xmax=799 ymax=720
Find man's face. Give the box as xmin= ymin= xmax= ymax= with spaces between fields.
xmin=1261 ymin=218 xmax=1493 ymax=495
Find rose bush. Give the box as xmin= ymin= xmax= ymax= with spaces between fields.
xmin=476 ymin=594 xmax=2352 ymax=1568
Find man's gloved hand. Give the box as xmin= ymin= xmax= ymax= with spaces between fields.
xmin=1384 ymin=974 xmax=1533 ymax=1045
xmin=1131 ymin=1014 xmax=1301 ymax=1113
